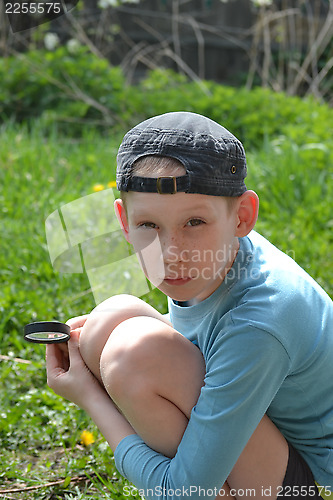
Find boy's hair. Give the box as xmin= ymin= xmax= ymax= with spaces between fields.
xmin=120 ymin=155 xmax=239 ymax=213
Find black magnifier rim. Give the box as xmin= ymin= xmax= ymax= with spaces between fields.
xmin=24 ymin=321 xmax=70 ymax=344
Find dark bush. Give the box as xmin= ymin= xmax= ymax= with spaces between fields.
xmin=0 ymin=48 xmax=332 ymax=150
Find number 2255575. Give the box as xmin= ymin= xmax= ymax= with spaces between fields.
xmin=5 ymin=3 xmax=61 ymax=14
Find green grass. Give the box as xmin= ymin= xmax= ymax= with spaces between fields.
xmin=0 ymin=121 xmax=166 ymax=499
xmin=0 ymin=119 xmax=332 ymax=499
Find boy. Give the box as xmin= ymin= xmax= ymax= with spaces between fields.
xmin=46 ymin=112 xmax=333 ymax=499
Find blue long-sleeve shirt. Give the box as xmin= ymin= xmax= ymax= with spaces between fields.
xmin=115 ymin=231 xmax=333 ymax=499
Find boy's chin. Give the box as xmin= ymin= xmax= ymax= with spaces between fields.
xmin=153 ymin=274 xmax=224 ymax=303
xmin=154 ymin=281 xmax=199 ymax=303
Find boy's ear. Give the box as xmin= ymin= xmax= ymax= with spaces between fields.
xmin=235 ymin=190 xmax=259 ymax=237
xmin=114 ymin=199 xmax=131 ymax=243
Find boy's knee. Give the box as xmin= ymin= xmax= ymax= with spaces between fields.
xmin=79 ymin=294 xmax=155 ymax=374
xmin=99 ymin=316 xmax=205 ymax=409
xmin=99 ymin=316 xmax=176 ymax=401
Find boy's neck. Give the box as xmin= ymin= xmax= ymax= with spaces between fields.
xmin=173 ymin=299 xmax=198 ymax=307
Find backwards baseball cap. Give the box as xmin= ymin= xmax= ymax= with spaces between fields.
xmin=116 ymin=111 xmax=247 ymax=197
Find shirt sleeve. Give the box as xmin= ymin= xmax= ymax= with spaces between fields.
xmin=114 ymin=325 xmax=291 ymax=500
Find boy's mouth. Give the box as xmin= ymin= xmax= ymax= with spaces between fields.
xmin=163 ymin=277 xmax=192 ymax=286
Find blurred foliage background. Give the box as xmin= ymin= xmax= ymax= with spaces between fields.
xmin=0 ymin=0 xmax=332 ymax=498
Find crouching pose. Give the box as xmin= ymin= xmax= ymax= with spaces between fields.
xmin=46 ymin=112 xmax=333 ymax=499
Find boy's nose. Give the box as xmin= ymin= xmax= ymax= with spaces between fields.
xmin=161 ymin=233 xmax=188 ymax=263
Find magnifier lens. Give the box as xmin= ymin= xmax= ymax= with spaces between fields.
xmin=24 ymin=321 xmax=70 ymax=344
xmin=25 ymin=331 xmax=69 ymax=342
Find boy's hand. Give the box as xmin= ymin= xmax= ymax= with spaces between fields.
xmin=57 ymin=314 xmax=89 ymax=356
xmin=66 ymin=314 xmax=89 ymax=331
xmin=46 ymin=329 xmax=106 ymax=411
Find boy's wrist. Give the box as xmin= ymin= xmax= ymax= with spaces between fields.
xmin=79 ymin=379 xmax=111 ymax=412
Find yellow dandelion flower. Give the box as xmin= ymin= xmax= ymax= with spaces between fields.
xmin=93 ymin=184 xmax=104 ymax=192
xmin=80 ymin=430 xmax=95 ymax=446
xmin=107 ymin=181 xmax=117 ymax=189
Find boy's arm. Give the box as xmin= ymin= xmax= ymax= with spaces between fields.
xmin=47 ymin=321 xmax=290 ymax=500
xmin=113 ymin=327 xmax=291 ymax=499
xmin=46 ymin=331 xmax=136 ymax=451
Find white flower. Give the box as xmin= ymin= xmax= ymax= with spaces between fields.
xmin=44 ymin=33 xmax=60 ymax=51
xmin=98 ymin=0 xmax=118 ymax=8
xmin=98 ymin=0 xmax=140 ymax=7
xmin=252 ymin=0 xmax=272 ymax=6
xmin=66 ymin=38 xmax=81 ymax=54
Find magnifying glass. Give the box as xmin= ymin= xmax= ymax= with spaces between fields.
xmin=24 ymin=321 xmax=70 ymax=344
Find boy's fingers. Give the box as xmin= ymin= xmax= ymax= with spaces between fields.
xmin=46 ymin=335 xmax=80 ymax=384
xmin=46 ymin=344 xmax=66 ymax=376
xmin=66 ymin=315 xmax=88 ymax=330
xmin=66 ymin=330 xmax=84 ymax=367
xmin=69 ymin=328 xmax=80 ymax=344
xmin=58 ymin=342 xmax=69 ymax=355
xmin=46 ymin=344 xmax=59 ymax=369
xmin=70 ymin=327 xmax=82 ymax=337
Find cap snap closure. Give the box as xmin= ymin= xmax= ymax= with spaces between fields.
xmin=156 ymin=176 xmax=177 ymax=194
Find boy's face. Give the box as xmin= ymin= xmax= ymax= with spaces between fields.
xmin=115 ymin=191 xmax=241 ymax=303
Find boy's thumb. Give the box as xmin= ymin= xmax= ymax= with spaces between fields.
xmin=67 ymin=330 xmax=81 ymax=360
xmin=69 ymin=328 xmax=80 ymax=344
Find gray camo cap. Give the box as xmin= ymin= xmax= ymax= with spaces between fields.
xmin=116 ymin=111 xmax=247 ymax=197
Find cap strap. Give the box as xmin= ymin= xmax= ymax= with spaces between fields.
xmin=126 ymin=175 xmax=189 ymax=194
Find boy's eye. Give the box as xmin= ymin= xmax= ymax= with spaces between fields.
xmin=186 ymin=218 xmax=205 ymax=227
xmin=139 ymin=222 xmax=157 ymax=229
